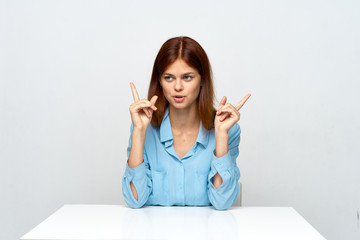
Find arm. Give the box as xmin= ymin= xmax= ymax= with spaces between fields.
xmin=212 ymin=131 xmax=229 ymax=189
xmin=128 ymin=127 xmax=146 ymax=199
xmin=209 ymin=94 xmax=250 ymax=210
xmin=122 ymin=125 xmax=153 ymax=208
xmin=208 ymin=124 xmax=241 ymax=210
xmin=122 ymin=82 xmax=157 ymax=208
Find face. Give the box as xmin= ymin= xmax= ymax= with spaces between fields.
xmin=160 ymin=59 xmax=201 ymax=111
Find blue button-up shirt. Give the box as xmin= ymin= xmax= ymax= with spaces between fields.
xmin=122 ymin=107 xmax=241 ymax=210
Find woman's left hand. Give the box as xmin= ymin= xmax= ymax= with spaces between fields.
xmin=214 ymin=94 xmax=251 ymax=133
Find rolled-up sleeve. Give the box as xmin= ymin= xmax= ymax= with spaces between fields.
xmin=122 ymin=125 xmax=152 ymax=208
xmin=208 ymin=123 xmax=241 ymax=210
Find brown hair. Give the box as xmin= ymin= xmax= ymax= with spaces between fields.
xmin=148 ymin=36 xmax=216 ymax=130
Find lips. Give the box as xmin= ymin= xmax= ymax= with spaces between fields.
xmin=173 ymin=95 xmax=185 ymax=103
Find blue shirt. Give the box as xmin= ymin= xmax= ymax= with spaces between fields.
xmin=122 ymin=107 xmax=241 ymax=210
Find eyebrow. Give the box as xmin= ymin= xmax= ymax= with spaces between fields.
xmin=162 ymin=72 xmax=195 ymax=76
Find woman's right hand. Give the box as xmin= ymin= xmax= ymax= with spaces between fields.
xmin=129 ymin=82 xmax=158 ymax=132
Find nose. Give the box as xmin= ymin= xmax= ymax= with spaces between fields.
xmin=174 ymin=79 xmax=183 ymax=92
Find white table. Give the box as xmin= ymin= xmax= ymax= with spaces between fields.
xmin=20 ymin=204 xmax=326 ymax=240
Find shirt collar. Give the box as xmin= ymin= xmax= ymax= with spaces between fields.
xmin=160 ymin=108 xmax=173 ymax=145
xmin=160 ymin=107 xmax=209 ymax=148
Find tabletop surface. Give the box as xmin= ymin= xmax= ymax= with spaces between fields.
xmin=21 ymin=204 xmax=325 ymax=240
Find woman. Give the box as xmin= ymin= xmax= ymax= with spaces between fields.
xmin=122 ymin=36 xmax=250 ymax=210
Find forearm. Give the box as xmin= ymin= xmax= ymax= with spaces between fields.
xmin=128 ymin=128 xmax=146 ymax=168
xmin=215 ymin=130 xmax=229 ymax=157
xmin=127 ymin=128 xmax=147 ymax=201
xmin=122 ymin=159 xmax=152 ymax=207
xmin=213 ymin=130 xmax=229 ymax=189
xmin=208 ymin=123 xmax=241 ymax=210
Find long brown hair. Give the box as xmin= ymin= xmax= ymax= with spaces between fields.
xmin=148 ymin=36 xmax=216 ymax=130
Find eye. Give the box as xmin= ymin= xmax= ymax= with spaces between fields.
xmin=183 ymin=75 xmax=193 ymax=81
xmin=163 ymin=76 xmax=174 ymax=81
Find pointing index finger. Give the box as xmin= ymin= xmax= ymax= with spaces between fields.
xmin=130 ymin=82 xmax=140 ymax=102
xmin=235 ymin=94 xmax=251 ymax=111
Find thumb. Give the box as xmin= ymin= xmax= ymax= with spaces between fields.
xmin=150 ymin=95 xmax=158 ymax=105
xmin=217 ymin=96 xmax=227 ymax=111
xmin=149 ymin=95 xmax=158 ymax=111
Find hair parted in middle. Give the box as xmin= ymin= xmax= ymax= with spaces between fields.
xmin=147 ymin=36 xmax=216 ymax=130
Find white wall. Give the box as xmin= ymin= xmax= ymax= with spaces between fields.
xmin=1 ymin=0 xmax=359 ymax=239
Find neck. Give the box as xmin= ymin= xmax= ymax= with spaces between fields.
xmin=169 ymin=103 xmax=200 ymax=132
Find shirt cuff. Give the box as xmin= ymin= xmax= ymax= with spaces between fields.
xmin=125 ymin=161 xmax=147 ymax=181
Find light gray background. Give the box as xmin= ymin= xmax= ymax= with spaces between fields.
xmin=1 ymin=0 xmax=359 ymax=240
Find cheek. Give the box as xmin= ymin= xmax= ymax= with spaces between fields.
xmin=190 ymin=84 xmax=201 ymax=96
xmin=162 ymin=86 xmax=172 ymax=97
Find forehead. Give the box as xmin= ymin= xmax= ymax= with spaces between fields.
xmin=163 ymin=59 xmax=198 ymax=74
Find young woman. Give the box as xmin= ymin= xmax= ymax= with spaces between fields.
xmin=122 ymin=36 xmax=250 ymax=210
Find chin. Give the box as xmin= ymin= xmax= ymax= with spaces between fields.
xmin=170 ymin=103 xmax=187 ymax=108
xmin=170 ymin=102 xmax=198 ymax=111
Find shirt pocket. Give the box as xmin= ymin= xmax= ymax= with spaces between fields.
xmin=151 ymin=171 xmax=168 ymax=204
xmin=195 ymin=171 xmax=210 ymax=205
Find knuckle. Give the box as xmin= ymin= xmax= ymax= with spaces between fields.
xmin=223 ymin=104 xmax=231 ymax=110
xmin=142 ymin=99 xmax=150 ymax=105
